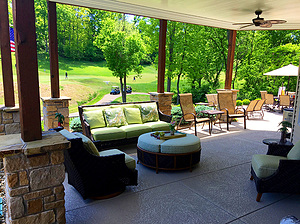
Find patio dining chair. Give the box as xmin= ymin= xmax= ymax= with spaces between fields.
xmin=217 ymin=91 xmax=246 ymax=131
xmin=260 ymin=91 xmax=267 ymax=101
xmin=265 ymin=94 xmax=275 ymax=111
xmin=279 ymin=95 xmax=291 ymax=112
xmin=179 ymin=93 xmax=211 ymax=136
xmin=205 ymin=94 xmax=218 ymax=107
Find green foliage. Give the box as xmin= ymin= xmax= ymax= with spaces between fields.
xmin=70 ymin=117 xmax=83 ymax=132
xmin=55 ymin=113 xmax=65 ymax=124
xmin=236 ymin=100 xmax=243 ymax=106
xmin=278 ymin=121 xmax=292 ymax=133
xmin=242 ymin=99 xmax=250 ymax=105
xmin=171 ymin=105 xmax=214 ymax=124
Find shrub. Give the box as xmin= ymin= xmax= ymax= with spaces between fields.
xmin=242 ymin=99 xmax=250 ymax=105
xmin=70 ymin=117 xmax=82 ymax=132
xmin=236 ymin=100 xmax=243 ymax=106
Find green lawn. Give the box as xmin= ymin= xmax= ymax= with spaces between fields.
xmin=111 ymin=94 xmax=151 ymax=104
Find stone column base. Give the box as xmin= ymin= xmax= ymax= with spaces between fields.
xmin=0 ymin=106 xmax=21 ymax=135
xmin=0 ymin=131 xmax=70 ymax=224
xmin=149 ymin=92 xmax=174 ymax=115
xmin=41 ymin=97 xmax=71 ymax=131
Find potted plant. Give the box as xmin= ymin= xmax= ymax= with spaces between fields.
xmin=169 ymin=119 xmax=176 ymax=135
xmin=55 ymin=112 xmax=65 ymax=127
xmin=278 ymin=121 xmax=292 ymax=143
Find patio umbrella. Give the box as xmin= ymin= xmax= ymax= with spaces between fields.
xmin=263 ymin=64 xmax=299 ymax=91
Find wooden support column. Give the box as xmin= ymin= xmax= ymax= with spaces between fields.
xmin=0 ymin=0 xmax=15 ymax=107
xmin=48 ymin=1 xmax=60 ymax=98
xmin=157 ymin=19 xmax=167 ymax=93
xmin=225 ymin=30 xmax=237 ymax=90
xmin=12 ymin=0 xmax=42 ymax=141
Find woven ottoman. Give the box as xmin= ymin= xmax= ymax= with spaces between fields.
xmin=137 ymin=132 xmax=201 ymax=173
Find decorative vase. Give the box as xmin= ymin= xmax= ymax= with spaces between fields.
xmin=280 ymin=131 xmax=287 ymax=144
xmin=170 ymin=129 xmax=175 ymax=135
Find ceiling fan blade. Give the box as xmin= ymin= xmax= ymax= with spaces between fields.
xmin=268 ymin=20 xmax=287 ymax=24
xmin=239 ymin=24 xmax=254 ymax=29
xmin=260 ymin=21 xmax=272 ymax=28
xmin=233 ymin=23 xmax=253 ymax=25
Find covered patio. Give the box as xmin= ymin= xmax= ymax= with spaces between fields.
xmin=1 ymin=0 xmax=300 ymax=223
xmin=65 ymin=111 xmax=300 ymax=223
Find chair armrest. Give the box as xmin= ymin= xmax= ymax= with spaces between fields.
xmin=158 ymin=109 xmax=172 ymax=122
xmin=83 ymin=120 xmax=94 ymax=140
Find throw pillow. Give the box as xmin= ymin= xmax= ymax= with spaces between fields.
xmin=124 ymin=108 xmax=143 ymax=124
xmin=73 ymin=132 xmax=100 ymax=156
xmin=104 ymin=107 xmax=128 ymax=127
xmin=140 ymin=103 xmax=159 ymax=123
xmin=83 ymin=110 xmax=106 ymax=129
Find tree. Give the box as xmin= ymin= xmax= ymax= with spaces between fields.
xmin=95 ymin=18 xmax=145 ymax=102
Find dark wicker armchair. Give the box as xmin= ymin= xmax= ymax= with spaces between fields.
xmin=60 ymin=130 xmax=138 ymax=199
xmin=250 ymin=141 xmax=300 ymax=202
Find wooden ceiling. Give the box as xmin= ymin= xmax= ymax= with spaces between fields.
xmin=51 ymin=0 xmax=300 ymax=30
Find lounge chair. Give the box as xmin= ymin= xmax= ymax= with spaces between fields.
xmin=245 ymin=100 xmax=258 ymax=119
xmin=260 ymin=91 xmax=267 ymax=101
xmin=217 ymin=91 xmax=246 ymax=131
xmin=250 ymin=140 xmax=300 ymax=202
xmin=179 ymin=93 xmax=211 ymax=136
xmin=253 ymin=99 xmax=265 ymax=119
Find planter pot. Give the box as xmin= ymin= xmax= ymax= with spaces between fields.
xmin=280 ymin=131 xmax=287 ymax=144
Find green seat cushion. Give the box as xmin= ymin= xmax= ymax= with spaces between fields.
xmin=99 ymin=149 xmax=136 ymax=170
xmin=137 ymin=132 xmax=164 ymax=153
xmin=120 ymin=124 xmax=152 ymax=138
xmin=83 ymin=106 xmax=110 ymax=112
xmin=73 ymin=132 xmax=100 ymax=156
xmin=91 ymin=127 xmax=126 ymax=141
xmin=59 ymin=129 xmax=78 ymax=140
xmin=252 ymin=154 xmax=288 ymax=178
xmin=160 ymin=134 xmax=201 ymax=154
xmin=143 ymin=121 xmax=170 ymax=132
xmin=104 ymin=108 xmax=127 ymax=127
xmin=83 ymin=110 xmax=106 ymax=129
xmin=287 ymin=140 xmax=300 ymax=160
xmin=110 ymin=104 xmax=140 ymax=109
xmin=140 ymin=103 xmax=159 ymax=123
xmin=124 ymin=108 xmax=143 ymax=124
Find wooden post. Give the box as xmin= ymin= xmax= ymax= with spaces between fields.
xmin=0 ymin=0 xmax=15 ymax=107
xmin=225 ymin=30 xmax=237 ymax=90
xmin=157 ymin=19 xmax=167 ymax=93
xmin=12 ymin=0 xmax=42 ymax=141
xmin=48 ymin=1 xmax=60 ymax=98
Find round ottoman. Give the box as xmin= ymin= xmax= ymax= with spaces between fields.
xmin=137 ymin=132 xmax=201 ymax=173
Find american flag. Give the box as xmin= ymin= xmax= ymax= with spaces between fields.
xmin=10 ymin=27 xmax=15 ymax=52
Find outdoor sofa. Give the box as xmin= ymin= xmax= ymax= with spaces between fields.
xmin=78 ymin=101 xmax=172 ymax=147
xmin=59 ymin=129 xmax=138 ymax=199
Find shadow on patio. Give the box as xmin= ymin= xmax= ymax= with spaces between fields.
xmin=64 ymin=110 xmax=300 ymax=224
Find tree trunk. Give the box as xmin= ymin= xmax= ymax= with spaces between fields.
xmin=176 ymin=73 xmax=181 ymax=105
xmin=120 ymin=77 xmax=124 ymax=103
xmin=167 ymin=77 xmax=171 ymax=92
xmin=123 ymin=76 xmax=127 ymax=103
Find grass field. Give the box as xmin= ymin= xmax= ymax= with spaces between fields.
xmin=0 ymin=54 xmax=235 ymax=114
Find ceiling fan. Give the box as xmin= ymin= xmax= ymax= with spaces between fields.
xmin=233 ymin=9 xmax=287 ymax=29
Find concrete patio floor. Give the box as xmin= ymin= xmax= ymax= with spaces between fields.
xmin=64 ymin=110 xmax=300 ymax=224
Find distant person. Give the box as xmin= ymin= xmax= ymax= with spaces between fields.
xmin=65 ymin=72 xmax=68 ymax=79
xmin=133 ymin=76 xmax=136 ymax=81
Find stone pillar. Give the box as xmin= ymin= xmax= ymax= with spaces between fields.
xmin=41 ymin=97 xmax=71 ymax=131
xmin=0 ymin=131 xmax=70 ymax=224
xmin=0 ymin=106 xmax=21 ymax=135
xmin=149 ymin=92 xmax=174 ymax=115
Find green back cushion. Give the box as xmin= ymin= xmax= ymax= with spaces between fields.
xmin=124 ymin=108 xmax=142 ymax=124
xmin=140 ymin=103 xmax=159 ymax=123
xmin=104 ymin=108 xmax=128 ymax=127
xmin=287 ymin=140 xmax=300 ymax=160
xmin=73 ymin=132 xmax=100 ymax=156
xmin=83 ymin=110 xmax=106 ymax=129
